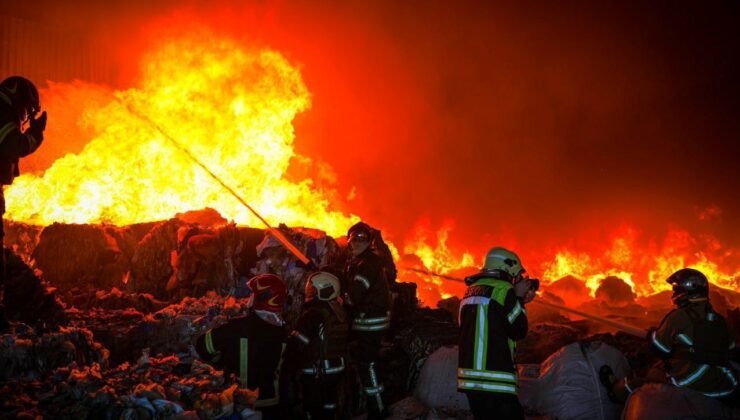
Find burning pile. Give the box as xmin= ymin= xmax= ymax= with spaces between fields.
xmin=0 ymin=22 xmax=738 ymax=420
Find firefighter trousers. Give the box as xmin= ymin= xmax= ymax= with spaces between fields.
xmin=301 ymin=372 xmax=342 ymax=419
xmin=351 ymin=330 xmax=386 ymax=418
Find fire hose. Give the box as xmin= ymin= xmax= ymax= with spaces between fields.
xmin=117 ymin=98 xmax=311 ymax=265
xmin=403 ymin=266 xmax=648 ymax=338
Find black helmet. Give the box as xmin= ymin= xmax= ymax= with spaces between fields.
xmin=667 ymin=268 xmax=709 ymax=307
xmin=0 ymin=76 xmax=40 ymax=121
xmin=347 ymin=221 xmax=374 ymax=243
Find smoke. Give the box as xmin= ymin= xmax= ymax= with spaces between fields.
xmin=6 ymin=1 xmax=740 ymax=273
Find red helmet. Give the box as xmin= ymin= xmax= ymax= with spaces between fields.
xmin=247 ymin=274 xmax=287 ymax=313
xmin=0 ymin=76 xmax=40 ymax=120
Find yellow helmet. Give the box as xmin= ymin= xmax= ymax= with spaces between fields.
xmin=305 ymin=271 xmax=341 ymax=302
xmin=482 ymin=247 xmax=525 ymax=280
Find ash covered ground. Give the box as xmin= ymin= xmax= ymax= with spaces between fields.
xmin=1 ymin=210 xmax=739 ymax=419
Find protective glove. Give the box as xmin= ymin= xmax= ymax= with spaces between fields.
xmin=30 ymin=111 xmax=47 ymax=132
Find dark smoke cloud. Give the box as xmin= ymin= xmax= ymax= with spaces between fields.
xmin=5 ymin=1 xmax=740 ymax=265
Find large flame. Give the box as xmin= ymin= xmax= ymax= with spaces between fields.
xmin=402 ymin=224 xmax=739 ymax=302
xmin=6 ymin=29 xmax=357 ymax=237
xmin=4 ymin=28 xmax=738 ymax=305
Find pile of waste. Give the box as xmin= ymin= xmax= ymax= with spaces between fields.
xmin=0 ymin=339 xmax=254 ymax=419
xmin=2 ymin=213 xmax=739 ymax=419
xmin=66 ymin=293 xmax=250 ymax=364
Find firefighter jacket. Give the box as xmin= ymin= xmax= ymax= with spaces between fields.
xmin=195 ymin=311 xmax=287 ymax=407
xmin=0 ymin=104 xmax=43 ymax=186
xmin=649 ymin=302 xmax=737 ymax=397
xmin=458 ymin=277 xmax=528 ymax=395
xmin=344 ymin=248 xmax=391 ymax=332
xmin=285 ymin=299 xmax=349 ymax=377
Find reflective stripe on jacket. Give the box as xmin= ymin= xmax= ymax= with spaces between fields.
xmin=195 ymin=312 xmax=287 ymax=407
xmin=651 ymin=303 xmax=736 ymax=396
xmin=458 ymin=277 xmax=527 ymax=395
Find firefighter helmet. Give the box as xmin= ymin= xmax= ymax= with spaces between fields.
xmin=0 ymin=76 xmax=39 ymax=120
xmin=347 ymin=221 xmax=374 ymax=242
xmin=481 ymin=247 xmax=525 ymax=281
xmin=247 ymin=274 xmax=287 ymax=313
xmin=305 ymin=271 xmax=341 ymax=302
xmin=667 ymin=268 xmax=709 ymax=307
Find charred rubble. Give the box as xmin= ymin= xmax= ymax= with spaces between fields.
xmin=1 ymin=212 xmax=739 ymax=419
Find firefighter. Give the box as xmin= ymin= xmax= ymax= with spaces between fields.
xmin=284 ymin=271 xmax=348 ymax=419
xmin=343 ymin=222 xmax=391 ymax=419
xmin=195 ymin=274 xmax=288 ymax=418
xmin=458 ymin=247 xmax=536 ymax=420
xmin=252 ymin=232 xmax=308 ymax=327
xmin=601 ymin=268 xmax=737 ymax=403
xmin=0 ymin=76 xmax=46 ymax=331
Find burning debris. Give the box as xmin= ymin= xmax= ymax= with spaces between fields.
xmin=0 ymin=12 xmax=738 ymax=419
xmin=0 ymin=212 xmax=736 ymax=419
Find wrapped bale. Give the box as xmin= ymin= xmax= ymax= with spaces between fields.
xmin=414 ymin=345 xmax=469 ymax=411
xmin=519 ymin=341 xmax=630 ymax=420
xmin=516 ymin=322 xmax=585 ymax=364
xmin=169 ymin=223 xmax=245 ymax=297
xmin=32 ymin=223 xmax=134 ymax=293
xmin=127 ymin=218 xmax=184 ymax=298
xmin=392 ymin=308 xmax=460 ymax=393
xmin=622 ymin=383 xmax=740 ymax=419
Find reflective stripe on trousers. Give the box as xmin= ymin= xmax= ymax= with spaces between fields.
xmin=301 ymin=357 xmax=346 ymax=375
xmin=364 ymin=362 xmax=384 ymax=411
xmin=352 ymin=312 xmax=391 ymax=331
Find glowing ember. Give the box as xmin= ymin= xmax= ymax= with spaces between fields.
xmin=5 ymin=29 xmax=357 ymax=237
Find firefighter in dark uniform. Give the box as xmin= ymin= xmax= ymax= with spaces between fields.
xmin=284 ymin=271 xmax=348 ymax=419
xmin=195 ymin=274 xmax=288 ymax=418
xmin=601 ymin=268 xmax=737 ymax=403
xmin=0 ymin=76 xmax=47 ymax=330
xmin=343 ymin=222 xmax=391 ymax=419
xmin=458 ymin=247 xmax=536 ymax=420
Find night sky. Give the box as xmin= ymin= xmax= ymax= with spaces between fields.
xmin=5 ymin=1 xmax=740 ymax=260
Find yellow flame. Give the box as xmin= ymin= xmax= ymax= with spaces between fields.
xmin=403 ymin=226 xmax=475 ymax=275
xmin=542 ymin=231 xmax=739 ymax=297
xmin=6 ymin=31 xmax=358 ymax=237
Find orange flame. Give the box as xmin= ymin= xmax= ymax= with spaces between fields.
xmin=6 ymin=29 xmax=357 ymax=237
xmin=4 ymin=27 xmax=738 ymax=305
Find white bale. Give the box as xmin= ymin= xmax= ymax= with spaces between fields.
xmin=622 ymin=383 xmax=739 ymax=419
xmin=414 ymin=341 xmax=631 ymax=420
xmin=414 ymin=345 xmax=470 ymax=411
xmin=522 ymin=341 xmax=629 ymax=420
